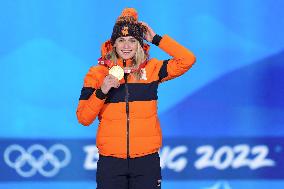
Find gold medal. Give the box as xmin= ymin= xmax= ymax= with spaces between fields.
xmin=109 ymin=65 xmax=124 ymax=80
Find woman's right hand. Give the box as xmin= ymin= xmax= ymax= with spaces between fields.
xmin=100 ymin=74 xmax=120 ymax=94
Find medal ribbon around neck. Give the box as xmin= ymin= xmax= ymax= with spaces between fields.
xmin=98 ymin=57 xmax=148 ymax=76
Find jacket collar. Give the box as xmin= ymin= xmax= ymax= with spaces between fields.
xmin=116 ymin=58 xmax=133 ymax=67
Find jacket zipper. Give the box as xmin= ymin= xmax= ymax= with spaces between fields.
xmin=123 ymin=59 xmax=130 ymax=158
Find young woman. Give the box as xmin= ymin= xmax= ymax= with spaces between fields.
xmin=76 ymin=8 xmax=196 ymax=189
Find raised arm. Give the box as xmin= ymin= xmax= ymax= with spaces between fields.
xmin=140 ymin=21 xmax=196 ymax=83
xmin=153 ymin=34 xmax=196 ymax=83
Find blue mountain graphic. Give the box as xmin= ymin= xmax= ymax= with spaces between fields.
xmin=160 ymin=51 xmax=284 ymax=137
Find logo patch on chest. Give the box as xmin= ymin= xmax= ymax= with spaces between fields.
xmin=140 ymin=68 xmax=147 ymax=80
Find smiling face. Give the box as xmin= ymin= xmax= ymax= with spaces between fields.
xmin=114 ymin=36 xmax=138 ymax=60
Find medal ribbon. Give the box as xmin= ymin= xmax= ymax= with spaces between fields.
xmin=98 ymin=57 xmax=147 ymax=73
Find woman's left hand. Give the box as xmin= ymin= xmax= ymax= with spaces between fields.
xmin=139 ymin=21 xmax=156 ymax=43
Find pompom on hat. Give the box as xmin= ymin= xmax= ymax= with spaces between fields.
xmin=110 ymin=8 xmax=146 ymax=47
xmin=118 ymin=8 xmax=138 ymax=21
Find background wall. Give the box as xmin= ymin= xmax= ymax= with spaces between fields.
xmin=1 ymin=0 xmax=284 ymax=188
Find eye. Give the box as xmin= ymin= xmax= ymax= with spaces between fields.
xmin=130 ymin=39 xmax=136 ymax=43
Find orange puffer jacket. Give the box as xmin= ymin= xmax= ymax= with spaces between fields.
xmin=76 ymin=35 xmax=196 ymax=159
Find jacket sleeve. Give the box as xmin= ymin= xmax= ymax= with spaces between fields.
xmin=76 ymin=65 xmax=108 ymax=126
xmin=154 ymin=35 xmax=196 ymax=83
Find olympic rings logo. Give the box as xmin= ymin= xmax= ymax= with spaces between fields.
xmin=4 ymin=144 xmax=71 ymax=177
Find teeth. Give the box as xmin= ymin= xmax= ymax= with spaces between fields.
xmin=122 ymin=50 xmax=132 ymax=53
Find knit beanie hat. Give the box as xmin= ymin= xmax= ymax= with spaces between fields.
xmin=110 ymin=8 xmax=146 ymax=47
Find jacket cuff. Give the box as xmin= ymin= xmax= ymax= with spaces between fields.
xmin=152 ymin=34 xmax=162 ymax=46
xmin=95 ymin=88 xmax=107 ymax=100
